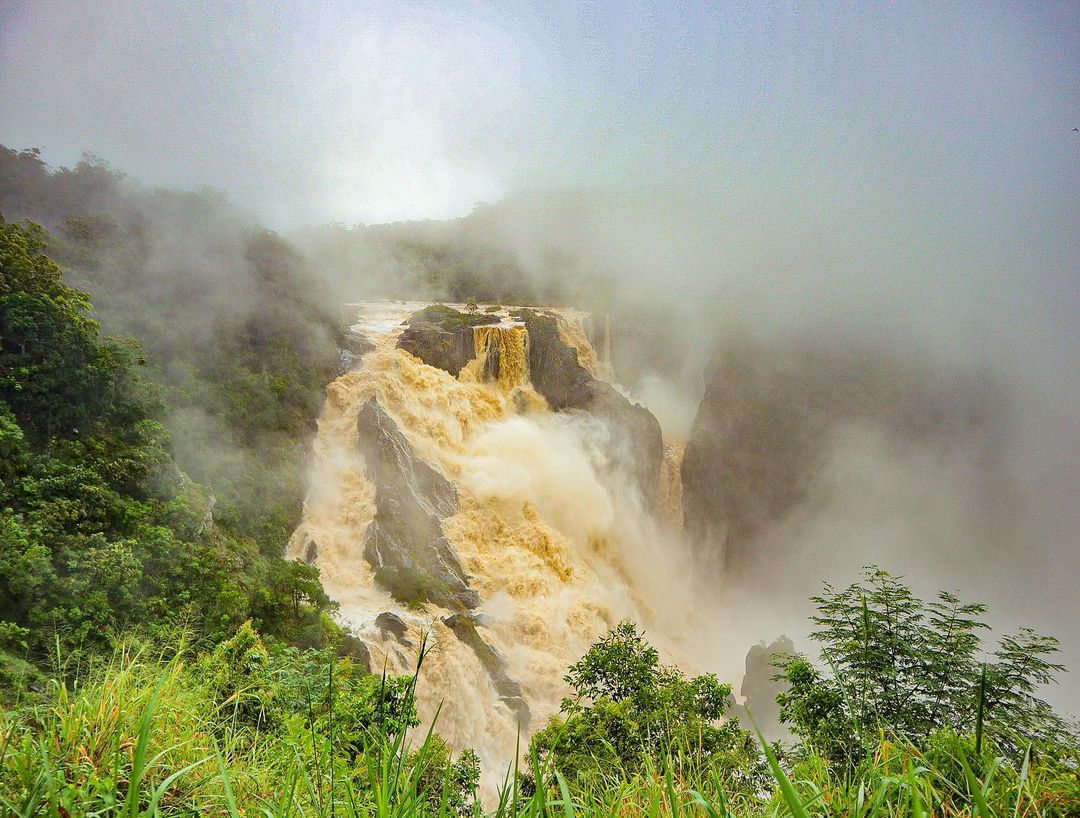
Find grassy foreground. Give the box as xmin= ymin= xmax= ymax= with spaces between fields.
xmin=1 ymin=642 xmax=1076 ymax=818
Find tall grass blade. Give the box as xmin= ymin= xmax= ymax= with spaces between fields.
xmin=122 ymin=672 xmax=166 ymax=818
xmin=555 ymin=770 xmax=576 ymax=818
xmin=216 ymin=745 xmax=243 ymax=818
xmin=956 ymin=741 xmax=994 ymax=818
xmin=975 ymin=663 xmax=988 ymax=757
xmin=751 ymin=714 xmax=810 ymax=818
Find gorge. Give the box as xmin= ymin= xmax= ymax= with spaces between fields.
xmin=289 ymin=298 xmax=1056 ymax=779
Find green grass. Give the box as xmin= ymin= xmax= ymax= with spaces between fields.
xmin=1 ymin=645 xmax=1076 ymax=817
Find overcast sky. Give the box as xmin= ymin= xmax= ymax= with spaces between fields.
xmin=1 ymin=2 xmax=1077 ymax=227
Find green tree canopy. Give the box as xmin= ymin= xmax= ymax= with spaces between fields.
xmin=776 ymin=566 xmax=1070 ymax=765
xmin=531 ymin=620 xmax=766 ymax=792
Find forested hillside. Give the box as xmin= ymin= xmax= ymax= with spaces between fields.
xmin=0 ymin=147 xmax=368 ymax=696
xmin=0 ymin=146 xmax=340 ymax=553
xmin=0 ymin=215 xmax=351 ymax=693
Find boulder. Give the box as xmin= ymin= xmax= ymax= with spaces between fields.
xmin=342 ymin=328 xmax=376 ymax=356
xmin=338 ymin=329 xmax=376 ymax=374
xmin=337 ymin=634 xmax=373 ymax=673
xmin=375 ymin=612 xmax=412 ymax=645
xmin=356 ymin=397 xmax=479 ymax=610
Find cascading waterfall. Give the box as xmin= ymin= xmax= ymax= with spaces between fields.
xmin=463 ymin=325 xmax=532 ymax=392
xmin=557 ymin=311 xmax=615 ymax=382
xmin=660 ymin=439 xmax=686 ymax=530
xmin=289 ymin=302 xmax=707 ymax=787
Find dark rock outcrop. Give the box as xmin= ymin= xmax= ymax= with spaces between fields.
xmin=443 ymin=613 xmax=530 ymax=727
xmin=397 ymin=322 xmax=476 ymax=375
xmin=513 ymin=309 xmax=664 ymax=510
xmin=339 ymin=328 xmax=376 ymax=374
xmin=394 ymin=304 xmax=664 ymax=510
xmin=343 ymin=328 xmax=376 ymax=356
xmin=356 ymin=397 xmax=479 ymax=610
xmin=512 ymin=310 xmax=593 ymax=410
xmin=680 ymin=349 xmax=815 ymax=567
xmin=727 ymin=635 xmax=793 ymax=741
xmin=337 ymin=634 xmax=372 ymax=673
xmin=375 ymin=611 xmax=410 ymax=641
xmin=396 ymin=305 xmax=497 ymax=375
xmin=583 ymin=379 xmax=664 ymax=512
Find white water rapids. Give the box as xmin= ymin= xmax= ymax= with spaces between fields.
xmin=288 ymin=302 xmax=727 ymax=784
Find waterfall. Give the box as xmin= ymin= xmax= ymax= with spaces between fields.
xmin=288 ymin=302 xmax=711 ymax=789
xmin=660 ymin=439 xmax=686 ymax=531
xmin=557 ymin=311 xmax=615 ymax=382
xmin=467 ymin=325 xmax=531 ymax=391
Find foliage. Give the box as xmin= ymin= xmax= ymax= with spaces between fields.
xmin=0 ymin=628 xmax=482 ymax=817
xmin=0 ymin=144 xmax=341 ymax=556
xmin=407 ymin=303 xmax=498 ymax=330
xmin=531 ymin=620 xmax=768 ymax=794
xmin=0 ymin=217 xmax=339 ymax=679
xmin=1 ymin=626 xmax=1075 ymax=816
xmin=775 ymin=566 xmax=1073 ymax=766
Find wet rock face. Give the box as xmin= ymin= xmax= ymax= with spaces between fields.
xmin=514 ymin=310 xmax=664 ymax=511
xmin=727 ymin=635 xmax=793 ymax=742
xmin=338 ymin=634 xmax=373 ymax=673
xmin=396 ymin=305 xmax=497 ymax=375
xmin=343 ymin=328 xmax=376 ymax=356
xmin=394 ymin=304 xmax=664 ymax=510
xmin=375 ymin=612 xmax=413 ymax=647
xmin=680 ymin=352 xmax=811 ymax=567
xmin=443 ymin=613 xmax=530 ymax=728
xmin=397 ymin=323 xmax=476 ymax=375
xmin=339 ymin=329 xmax=376 ymax=374
xmin=681 ymin=343 xmax=1006 ymax=570
xmin=581 ymin=379 xmax=664 ymax=515
xmin=513 ymin=310 xmax=594 ymax=411
xmin=355 ymin=397 xmax=479 ymax=611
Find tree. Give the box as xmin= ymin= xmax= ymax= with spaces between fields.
xmin=776 ymin=566 xmax=1070 ymax=764
xmin=0 ymin=218 xmax=343 ymax=671
xmin=532 ymin=620 xmax=766 ymax=791
xmin=0 ymin=217 xmax=144 ymax=440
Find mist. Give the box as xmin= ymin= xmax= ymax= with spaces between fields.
xmin=2 ymin=0 xmax=1078 ymax=716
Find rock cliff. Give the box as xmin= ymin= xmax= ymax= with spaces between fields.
xmin=356 ymin=396 xmax=479 ymax=611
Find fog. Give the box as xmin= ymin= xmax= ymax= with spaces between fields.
xmin=2 ymin=1 xmax=1078 ymax=712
